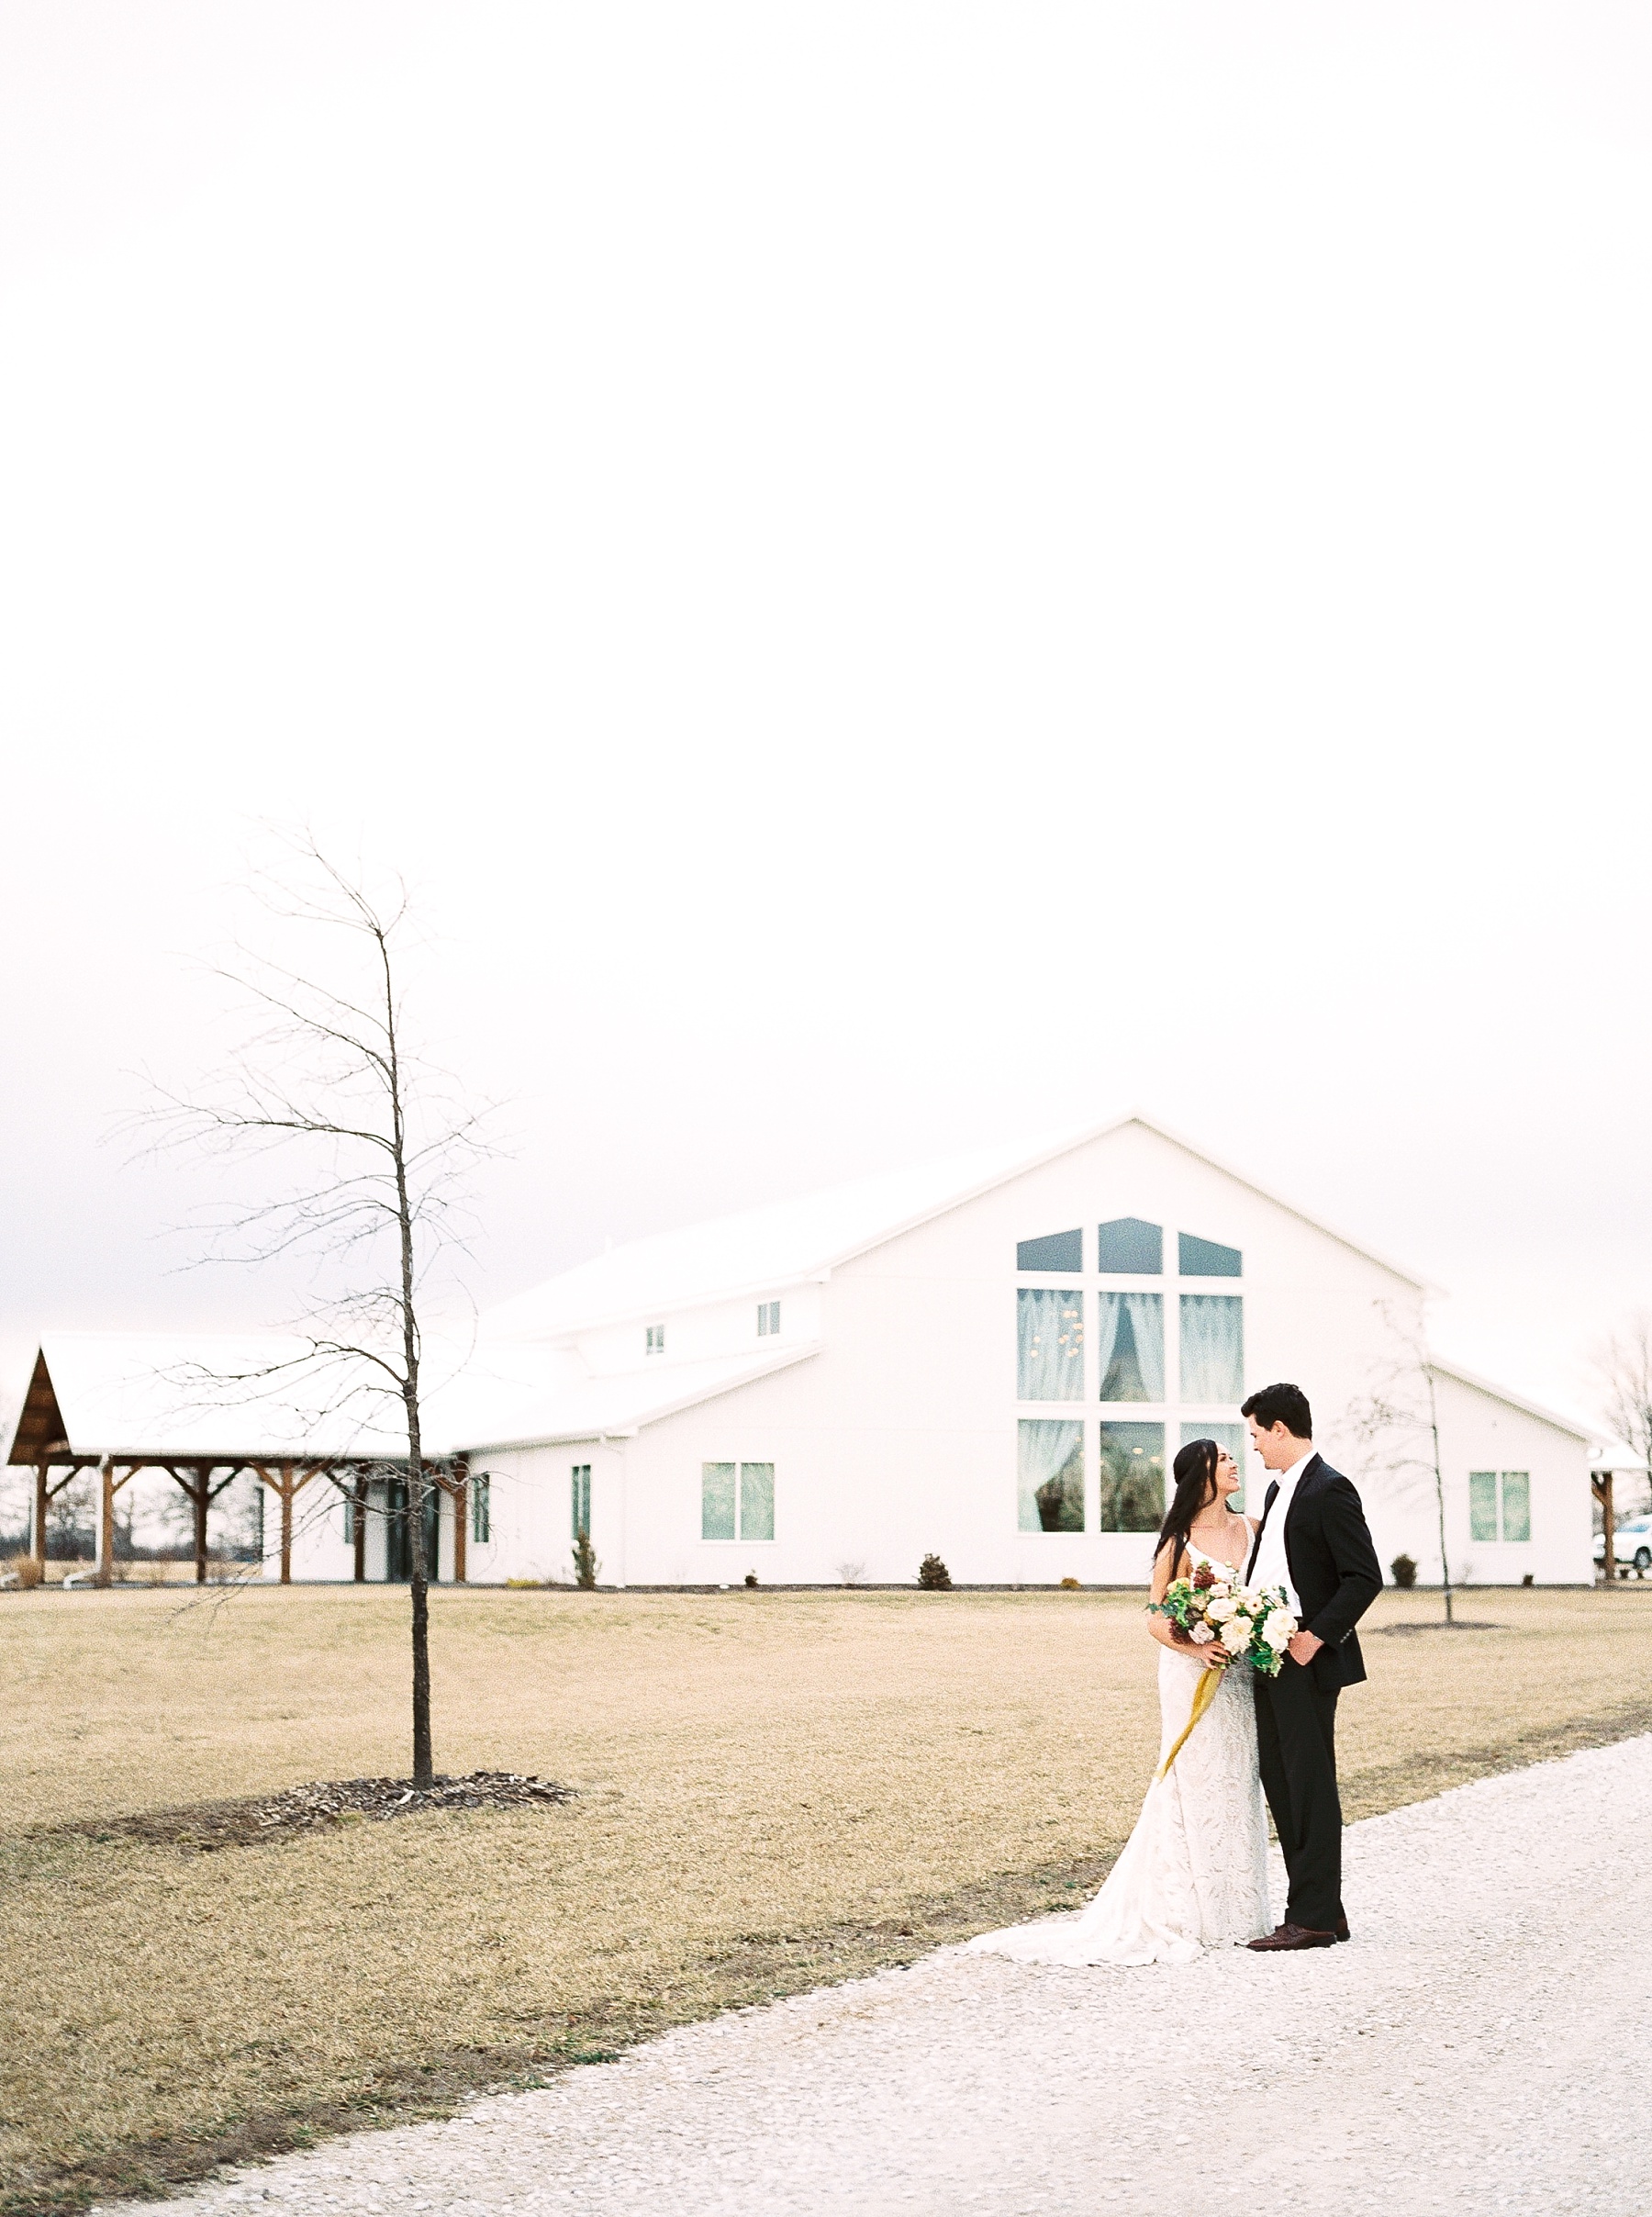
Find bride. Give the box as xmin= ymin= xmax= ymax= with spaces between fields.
xmin=969 ymin=1438 xmax=1271 ymax=1966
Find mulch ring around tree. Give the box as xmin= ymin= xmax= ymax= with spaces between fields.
xmin=57 ymin=1773 xmax=575 ymax=1853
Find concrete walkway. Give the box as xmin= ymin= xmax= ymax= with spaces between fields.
xmin=122 ymin=1736 xmax=1649 ymax=2217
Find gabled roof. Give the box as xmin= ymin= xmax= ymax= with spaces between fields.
xmin=1427 ymin=1356 xmax=1598 ymax=1444
xmin=447 ymin=1343 xmax=820 ymax=1453
xmin=482 ymin=1110 xmax=1429 ymax=1343
xmin=3 ymin=1333 xmax=413 ymax=1462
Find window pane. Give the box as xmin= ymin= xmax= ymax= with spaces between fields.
xmin=571 ymin=1464 xmax=591 ymax=1541
xmin=1501 ymin=1472 xmax=1531 ymax=1543
xmin=1097 ymin=1217 xmax=1162 ymax=1273
xmin=1097 ymin=1292 xmax=1164 ymax=1402
xmin=1098 ymin=1422 xmax=1165 ymax=1532
xmin=1017 ymin=1287 xmax=1085 ymax=1400
xmin=1018 ymin=1420 xmax=1084 ymax=1531
xmin=1180 ymin=1421 xmax=1250 ymax=1510
xmin=701 ymin=1461 xmax=736 ymax=1541
xmin=473 ymin=1473 xmax=491 ymax=1544
xmin=1179 ymin=1294 xmax=1244 ymax=1401
xmin=1017 ymin=1228 xmax=1082 ymax=1272
xmin=1178 ymin=1231 xmax=1242 ymax=1278
xmin=1468 ymin=1471 xmax=1499 ymax=1543
xmin=741 ymin=1462 xmax=776 ymax=1542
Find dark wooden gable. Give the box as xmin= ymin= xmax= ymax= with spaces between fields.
xmin=7 ymin=1349 xmax=71 ymax=1463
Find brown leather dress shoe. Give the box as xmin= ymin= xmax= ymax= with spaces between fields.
xmin=1334 ymin=1916 xmax=1351 ymax=1943
xmin=1247 ymin=1922 xmax=1338 ymax=1951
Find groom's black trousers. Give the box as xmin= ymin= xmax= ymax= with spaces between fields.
xmin=1254 ymin=1660 xmax=1343 ymax=1931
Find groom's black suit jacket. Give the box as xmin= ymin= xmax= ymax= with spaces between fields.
xmin=1248 ymin=1454 xmax=1383 ymax=1690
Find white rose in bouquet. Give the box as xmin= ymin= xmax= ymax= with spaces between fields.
xmin=1262 ymin=1611 xmax=1297 ymax=1652
xmin=1220 ymin=1617 xmax=1253 ymax=1653
xmin=1188 ymin=1622 xmax=1216 ymax=1645
xmin=1205 ymin=1596 xmax=1236 ymax=1623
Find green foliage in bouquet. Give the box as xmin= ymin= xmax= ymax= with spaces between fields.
xmin=1148 ymin=1557 xmax=1297 ymax=1677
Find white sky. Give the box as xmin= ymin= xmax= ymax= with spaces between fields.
xmin=3 ymin=2 xmax=1650 ymax=1430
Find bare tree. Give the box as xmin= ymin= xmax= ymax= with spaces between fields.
xmin=141 ymin=833 xmax=493 ymax=1786
xmin=1591 ymin=1315 xmax=1652 ymax=1521
xmin=1345 ymin=1300 xmax=1455 ymax=1626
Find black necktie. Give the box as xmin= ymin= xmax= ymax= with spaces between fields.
xmin=1247 ymin=1480 xmax=1279 ymax=1578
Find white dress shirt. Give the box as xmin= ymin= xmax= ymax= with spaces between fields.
xmin=1251 ymin=1444 xmax=1316 ymax=1611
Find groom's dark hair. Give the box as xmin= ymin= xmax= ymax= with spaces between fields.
xmin=1241 ymin=1382 xmax=1312 ymax=1438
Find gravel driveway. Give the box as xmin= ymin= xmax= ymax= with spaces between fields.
xmin=124 ymin=1736 xmax=1648 ymax=2217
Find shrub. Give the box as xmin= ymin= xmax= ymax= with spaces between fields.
xmin=918 ymin=1553 xmax=952 ymax=1591
xmin=5 ymin=1554 xmax=43 ymax=1590
xmin=1390 ymin=1553 xmax=1418 ymax=1590
xmin=1059 ymin=1576 xmax=1081 ymax=1590
xmin=572 ymin=1528 xmax=599 ymax=1591
xmin=743 ymin=1571 xmax=759 ymax=1588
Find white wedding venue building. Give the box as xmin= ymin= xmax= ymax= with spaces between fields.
xmin=7 ymin=1115 xmax=1598 ymax=1589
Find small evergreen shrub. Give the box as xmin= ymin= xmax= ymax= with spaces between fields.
xmin=1390 ymin=1553 xmax=1418 ymax=1590
xmin=573 ymin=1528 xmax=599 ymax=1590
xmin=743 ymin=1571 xmax=759 ymax=1588
xmin=918 ymin=1553 xmax=952 ymax=1591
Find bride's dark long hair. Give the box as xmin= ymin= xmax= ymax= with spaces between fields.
xmin=1155 ymin=1437 xmax=1222 ymax=1576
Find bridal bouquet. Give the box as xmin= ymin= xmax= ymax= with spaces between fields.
xmin=1147 ymin=1560 xmax=1300 ymax=1777
xmin=1150 ymin=1557 xmax=1299 ymax=1678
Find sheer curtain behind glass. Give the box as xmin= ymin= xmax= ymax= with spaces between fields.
xmin=1018 ymin=1419 xmax=1085 ymax=1531
xmin=1179 ymin=1295 xmax=1244 ymax=1402
xmin=1018 ymin=1288 xmax=1086 ymax=1400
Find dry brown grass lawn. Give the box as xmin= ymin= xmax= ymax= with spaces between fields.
xmin=4 ymin=1582 xmax=1651 ymax=2213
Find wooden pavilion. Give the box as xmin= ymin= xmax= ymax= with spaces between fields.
xmin=5 ymin=1338 xmax=472 ymax=1586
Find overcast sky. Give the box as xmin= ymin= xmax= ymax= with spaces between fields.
xmin=3 ymin=2 xmax=1649 ymax=1428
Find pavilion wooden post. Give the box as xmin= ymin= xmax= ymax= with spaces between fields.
xmin=352 ymin=1472 xmax=367 ymax=1583
xmin=249 ymin=1464 xmax=320 ymax=1584
xmin=1594 ymin=1472 xmax=1617 ymax=1584
xmin=95 ymin=1456 xmax=116 ymax=1587
xmin=32 ymin=1461 xmax=48 ymax=1567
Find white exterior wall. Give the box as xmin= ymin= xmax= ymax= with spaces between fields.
xmin=573 ymin=1285 xmax=822 ymax=1378
xmin=576 ymin=1123 xmax=1443 ymax=1587
xmin=463 ymin=1439 xmax=628 ymax=1585
xmin=1402 ymin=1371 xmax=1592 ymax=1587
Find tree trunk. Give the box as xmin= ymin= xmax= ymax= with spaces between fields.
xmin=195 ymin=1478 xmax=209 ymax=1584
xmin=353 ymin=1473 xmax=366 ymax=1583
xmin=33 ymin=1461 xmax=48 ymax=1565
xmin=280 ymin=1464 xmax=294 ymax=1584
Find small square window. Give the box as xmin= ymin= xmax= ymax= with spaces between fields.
xmin=757 ymin=1300 xmax=781 ymax=1337
xmin=645 ymin=1324 xmax=664 ymax=1355
xmin=701 ymin=1461 xmax=775 ymax=1541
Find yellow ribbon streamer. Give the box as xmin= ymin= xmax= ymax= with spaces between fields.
xmin=1155 ymin=1662 xmax=1224 ymax=1779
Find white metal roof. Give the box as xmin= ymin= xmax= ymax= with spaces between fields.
xmin=445 ymin=1343 xmax=820 ymax=1453
xmin=2 ymin=1329 xmax=821 ymax=1463
xmin=1427 ymin=1356 xmax=1599 ymax=1444
xmin=482 ymin=1110 xmax=1430 ymax=1344
xmin=7 ymin=1332 xmax=413 ymax=1461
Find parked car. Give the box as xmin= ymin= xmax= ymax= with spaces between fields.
xmin=1596 ymin=1514 xmax=1652 ymax=1574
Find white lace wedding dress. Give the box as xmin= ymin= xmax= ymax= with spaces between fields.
xmin=969 ymin=1549 xmax=1272 ymax=1966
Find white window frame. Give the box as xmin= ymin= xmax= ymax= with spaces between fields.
xmin=1469 ymin=1469 xmax=1531 ymax=1545
xmin=1014 ymin=1221 xmax=1247 ymax=1533
xmin=699 ymin=1460 xmax=777 ymax=1544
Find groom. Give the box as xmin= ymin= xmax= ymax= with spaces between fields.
xmin=1241 ymin=1382 xmax=1382 ymax=1952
